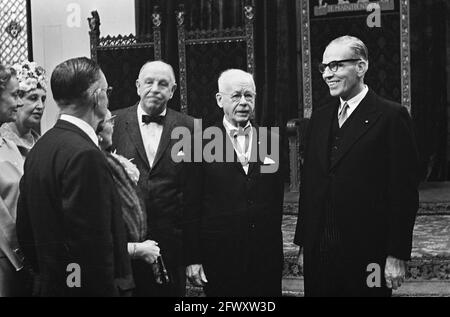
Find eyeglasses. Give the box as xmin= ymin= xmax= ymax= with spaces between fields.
xmin=105 ymin=114 xmax=117 ymax=127
xmin=220 ymin=92 xmax=256 ymax=103
xmin=94 ymin=86 xmax=113 ymax=98
xmin=318 ymin=59 xmax=361 ymax=74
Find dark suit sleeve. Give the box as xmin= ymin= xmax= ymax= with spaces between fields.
xmin=17 ymin=175 xmax=38 ymax=273
xmin=294 ymin=117 xmax=313 ymax=247
xmin=182 ymin=128 xmax=203 ymax=266
xmin=62 ymin=149 xmax=118 ymax=296
xmin=386 ymin=106 xmax=419 ymax=261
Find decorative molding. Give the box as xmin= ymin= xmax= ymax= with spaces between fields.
xmin=186 ymin=28 xmax=246 ymax=44
xmin=244 ymin=3 xmax=255 ymax=75
xmin=88 ymin=10 xmax=159 ymax=60
xmin=300 ymin=0 xmax=411 ymax=117
xmin=0 ymin=0 xmax=30 ymax=65
xmin=5 ymin=20 xmax=22 ymax=38
xmin=400 ymin=0 xmax=411 ymax=113
xmin=300 ymin=0 xmax=312 ymax=119
xmin=152 ymin=5 xmax=162 ymax=60
xmin=97 ymin=34 xmax=154 ymax=50
xmin=175 ymin=2 xmax=255 ymax=115
xmin=88 ymin=11 xmax=101 ymax=62
xmin=176 ymin=5 xmax=188 ymax=115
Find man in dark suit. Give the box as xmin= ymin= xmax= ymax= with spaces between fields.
xmin=112 ymin=61 xmax=194 ymax=297
xmin=185 ymin=69 xmax=284 ymax=297
xmin=16 ymin=57 xmax=134 ymax=296
xmin=294 ymin=36 xmax=419 ymax=297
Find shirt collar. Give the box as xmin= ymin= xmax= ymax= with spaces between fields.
xmin=60 ymin=114 xmax=99 ymax=147
xmin=339 ymin=85 xmax=369 ymax=113
xmin=137 ymin=104 xmax=167 ymax=126
xmin=223 ymin=117 xmax=252 ymax=134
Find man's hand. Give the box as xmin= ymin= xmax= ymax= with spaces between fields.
xmin=135 ymin=240 xmax=160 ymax=264
xmin=384 ymin=256 xmax=406 ymax=290
xmin=186 ymin=264 xmax=208 ymax=287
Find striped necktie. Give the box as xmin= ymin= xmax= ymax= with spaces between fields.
xmin=338 ymin=102 xmax=350 ymax=128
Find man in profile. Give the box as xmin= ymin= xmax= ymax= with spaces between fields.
xmin=17 ymin=57 xmax=134 ymax=296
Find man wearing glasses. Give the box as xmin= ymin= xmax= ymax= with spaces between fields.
xmin=16 ymin=57 xmax=134 ymax=296
xmin=294 ymin=36 xmax=419 ymax=297
xmin=185 ymin=69 xmax=284 ymax=297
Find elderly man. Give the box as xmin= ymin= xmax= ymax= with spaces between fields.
xmin=112 ymin=61 xmax=194 ymax=297
xmin=16 ymin=57 xmax=134 ymax=296
xmin=294 ymin=36 xmax=419 ymax=297
xmin=184 ymin=69 xmax=284 ymax=297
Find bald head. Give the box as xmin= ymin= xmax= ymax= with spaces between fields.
xmin=138 ymin=61 xmax=176 ymax=85
xmin=136 ymin=60 xmax=177 ymax=116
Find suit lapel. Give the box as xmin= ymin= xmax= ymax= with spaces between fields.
xmin=151 ymin=108 xmax=176 ymax=171
xmin=329 ymin=90 xmax=382 ymax=171
xmin=247 ymin=125 xmax=260 ymax=177
xmin=124 ymin=104 xmax=150 ymax=170
xmin=315 ymin=103 xmax=338 ymax=173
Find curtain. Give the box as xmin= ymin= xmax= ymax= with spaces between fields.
xmin=410 ymin=0 xmax=448 ymax=181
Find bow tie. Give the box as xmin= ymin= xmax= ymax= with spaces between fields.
xmin=142 ymin=114 xmax=165 ymax=125
xmin=230 ymin=125 xmax=251 ymax=138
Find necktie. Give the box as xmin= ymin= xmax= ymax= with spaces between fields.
xmin=230 ymin=126 xmax=251 ymax=164
xmin=142 ymin=114 xmax=165 ymax=125
xmin=338 ymin=102 xmax=350 ymax=128
xmin=230 ymin=125 xmax=251 ymax=139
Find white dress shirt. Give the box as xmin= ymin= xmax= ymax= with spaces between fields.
xmin=223 ymin=117 xmax=253 ymax=174
xmin=338 ymin=85 xmax=369 ymax=119
xmin=137 ymin=105 xmax=167 ymax=168
xmin=60 ymin=114 xmax=99 ymax=147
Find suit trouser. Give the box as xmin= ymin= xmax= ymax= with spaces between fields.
xmin=0 ymin=256 xmax=32 ymax=297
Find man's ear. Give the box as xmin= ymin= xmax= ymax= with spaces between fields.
xmin=136 ymin=80 xmax=141 ymax=95
xmin=216 ymin=93 xmax=223 ymax=108
xmin=169 ymin=83 xmax=177 ymax=99
xmin=357 ymin=60 xmax=368 ymax=78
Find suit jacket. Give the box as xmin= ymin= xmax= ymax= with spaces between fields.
xmin=184 ymin=122 xmax=284 ymax=297
xmin=294 ymin=90 xmax=419 ymax=291
xmin=112 ymin=105 xmax=194 ymax=280
xmin=16 ymin=120 xmax=134 ymax=297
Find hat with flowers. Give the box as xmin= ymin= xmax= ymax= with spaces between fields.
xmin=12 ymin=61 xmax=47 ymax=93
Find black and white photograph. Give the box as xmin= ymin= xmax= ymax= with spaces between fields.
xmin=0 ymin=0 xmax=449 ymax=302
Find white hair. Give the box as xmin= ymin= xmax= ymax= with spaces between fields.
xmin=218 ymin=69 xmax=255 ymax=92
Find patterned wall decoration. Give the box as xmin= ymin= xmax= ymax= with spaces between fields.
xmin=0 ymin=0 xmax=29 ymax=65
xmin=176 ymin=1 xmax=255 ymax=121
xmin=88 ymin=9 xmax=161 ymax=111
xmin=300 ymin=0 xmax=411 ymax=117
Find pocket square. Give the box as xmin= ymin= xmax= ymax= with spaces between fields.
xmin=177 ymin=150 xmax=185 ymax=157
xmin=263 ymin=157 xmax=276 ymax=165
